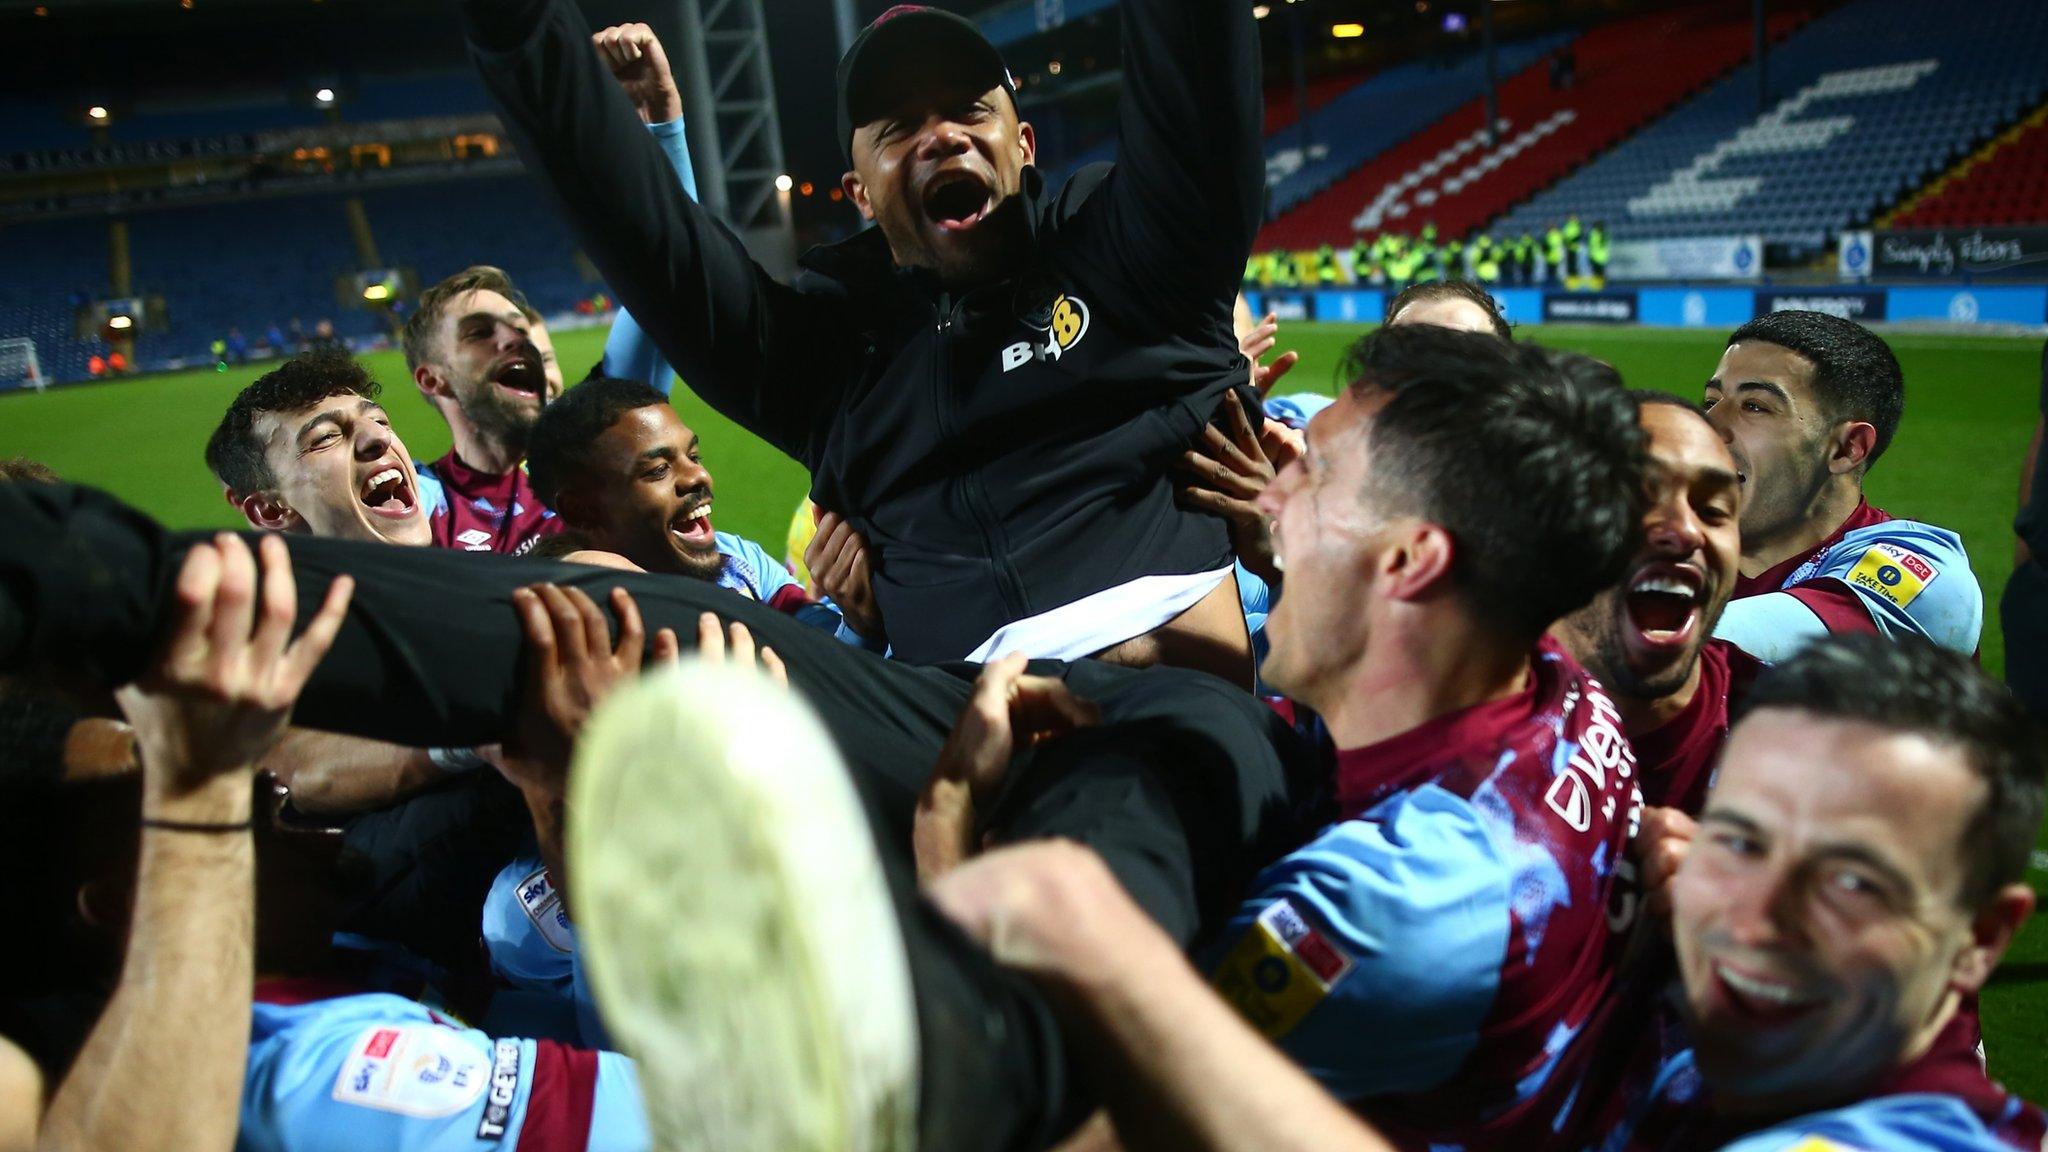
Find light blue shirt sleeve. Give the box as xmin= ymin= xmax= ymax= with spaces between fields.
xmin=1816 ymin=521 xmax=1982 ymax=655
xmin=479 ymin=856 xmax=615 ymax=1051
xmin=1717 ymin=1093 xmax=2020 ymax=1152
xmin=1713 ymin=593 xmax=1833 ymax=665
xmin=600 ymin=118 xmax=697 ymax=395
xmin=1263 ymin=392 xmax=1334 ymax=430
xmin=1234 ymin=561 xmax=1271 ymax=617
xmin=1204 ymin=784 xmax=1513 ymax=1101
xmin=718 ymin=532 xmax=877 ymax=648
xmin=587 ymin=1053 xmax=649 ymax=1151
xmin=483 ymin=857 xmax=576 ymax=993
xmin=1714 ymin=520 xmax=1982 ymax=661
xmin=240 ymin=995 xmax=648 ymax=1152
xmin=729 ymin=533 xmax=800 ymax=603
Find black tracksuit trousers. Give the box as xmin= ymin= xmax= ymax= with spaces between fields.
xmin=0 ymin=481 xmax=1305 ymax=1151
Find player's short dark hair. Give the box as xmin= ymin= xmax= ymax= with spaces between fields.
xmin=1633 ymin=389 xmax=1702 ymax=415
xmin=1341 ymin=325 xmax=1647 ymax=639
xmin=525 ymin=528 xmax=599 ymax=561
xmin=1743 ymin=633 xmax=2047 ymax=909
xmin=0 ymin=458 xmax=58 ymax=484
xmin=1725 ymin=310 xmax=1905 ymax=468
xmin=403 ymin=265 xmax=533 ymax=373
xmin=205 ymin=350 xmax=381 ymax=495
xmin=1385 ymin=279 xmax=1512 ymax=344
xmin=526 ymin=376 xmax=672 ymax=511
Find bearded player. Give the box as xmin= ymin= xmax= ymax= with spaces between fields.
xmin=1556 ymin=393 xmax=1755 ymax=815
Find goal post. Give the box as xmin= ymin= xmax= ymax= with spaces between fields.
xmin=0 ymin=338 xmax=46 ymax=393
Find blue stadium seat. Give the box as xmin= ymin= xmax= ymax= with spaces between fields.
xmin=1493 ymin=0 xmax=2048 ymax=254
xmin=2 ymin=170 xmax=591 ymax=384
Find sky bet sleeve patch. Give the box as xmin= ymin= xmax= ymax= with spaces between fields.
xmin=331 ymin=1024 xmax=491 ymax=1119
xmin=1845 ymin=543 xmax=1936 ymax=610
xmin=1210 ymin=898 xmax=1355 ymax=1040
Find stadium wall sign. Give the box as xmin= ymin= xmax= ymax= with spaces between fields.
xmin=1542 ymin=292 xmax=1639 ymax=324
xmin=1838 ymin=230 xmax=1875 ymax=280
xmin=1606 ymin=235 xmax=1764 ymax=282
xmin=1237 ymin=285 xmax=2046 ymax=333
xmin=1870 ymin=227 xmax=2048 ymax=281
xmin=1638 ymin=288 xmax=1756 ymax=328
xmin=1248 ymin=292 xmax=1318 ymax=323
xmin=1887 ymin=286 xmax=2048 ymax=326
xmin=1300 ymin=290 xmax=1385 ymax=323
xmin=0 ymin=135 xmax=255 ymax=174
xmin=1757 ymin=289 xmax=1888 ymax=323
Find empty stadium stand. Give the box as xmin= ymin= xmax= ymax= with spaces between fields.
xmin=1263 ymin=32 xmax=1573 ymax=221
xmin=1258 ymin=1 xmax=1812 ymax=251
xmin=1495 ymin=0 xmax=2048 ymax=254
xmin=124 ymin=194 xmax=373 ymax=367
xmin=0 ymin=216 xmax=109 ymax=384
xmin=1889 ymin=104 xmax=2048 ymax=228
xmin=0 ymin=168 xmax=590 ymax=384
xmin=360 ymin=176 xmax=593 ymax=315
xmin=1264 ymin=72 xmax=1369 ymax=140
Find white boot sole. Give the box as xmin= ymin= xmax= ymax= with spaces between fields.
xmin=567 ymin=660 xmax=920 ymax=1152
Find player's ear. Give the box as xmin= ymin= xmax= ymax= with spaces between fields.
xmin=1379 ymin=520 xmax=1455 ymax=604
xmin=231 ymin=489 xmax=302 ymax=533
xmin=842 ymin=171 xmax=874 ymax=221
xmin=1953 ymin=882 xmax=2035 ymax=995
xmin=1015 ymin=118 xmax=1037 ymax=167
xmin=1828 ymin=420 xmax=1879 ymax=475
xmin=842 ymin=171 xmax=875 ymax=222
xmin=413 ymin=362 xmax=450 ymax=401
xmin=552 ymin=479 xmax=596 ymax=532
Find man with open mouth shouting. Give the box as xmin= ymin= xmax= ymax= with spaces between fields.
xmin=1556 ymin=392 xmax=1755 ymax=816
xmin=523 ymin=375 xmax=879 ymax=647
xmin=401 ymin=265 xmax=567 ymax=557
xmin=462 ymin=0 xmax=1267 ymax=681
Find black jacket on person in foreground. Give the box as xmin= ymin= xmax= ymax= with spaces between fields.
xmin=461 ymin=0 xmax=1267 ymax=663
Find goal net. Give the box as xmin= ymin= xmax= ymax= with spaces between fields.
xmin=0 ymin=338 xmax=46 ymax=393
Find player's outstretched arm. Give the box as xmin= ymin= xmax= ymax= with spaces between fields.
xmin=261 ymin=728 xmax=441 ymax=816
xmin=38 ymin=535 xmax=350 ymax=1152
xmin=461 ymin=0 xmax=848 ymax=461
xmin=1086 ymin=0 xmax=1264 ymax=317
xmin=930 ymin=842 xmax=1397 ymax=1152
xmin=595 ymin=23 xmax=693 ymax=398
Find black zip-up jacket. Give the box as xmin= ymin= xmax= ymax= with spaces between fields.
xmin=462 ymin=0 xmax=1265 ymax=664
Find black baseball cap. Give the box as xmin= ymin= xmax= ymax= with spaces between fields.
xmin=836 ymin=5 xmax=1018 ymax=164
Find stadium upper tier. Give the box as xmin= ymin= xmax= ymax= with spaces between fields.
xmin=0 ymin=72 xmax=492 ymax=155
xmin=0 ymin=170 xmax=587 ymax=384
xmin=1493 ymin=0 xmax=2048 ymax=252
xmin=1889 ymin=104 xmax=2048 ymax=229
xmin=1262 ymin=32 xmax=1573 ymax=221
xmin=1258 ymin=1 xmax=1813 ymax=251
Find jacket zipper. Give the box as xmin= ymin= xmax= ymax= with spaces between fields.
xmin=932 ymin=291 xmax=1030 ymax=620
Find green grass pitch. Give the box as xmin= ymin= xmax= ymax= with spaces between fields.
xmin=3 ymin=321 xmax=2046 ymax=1093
